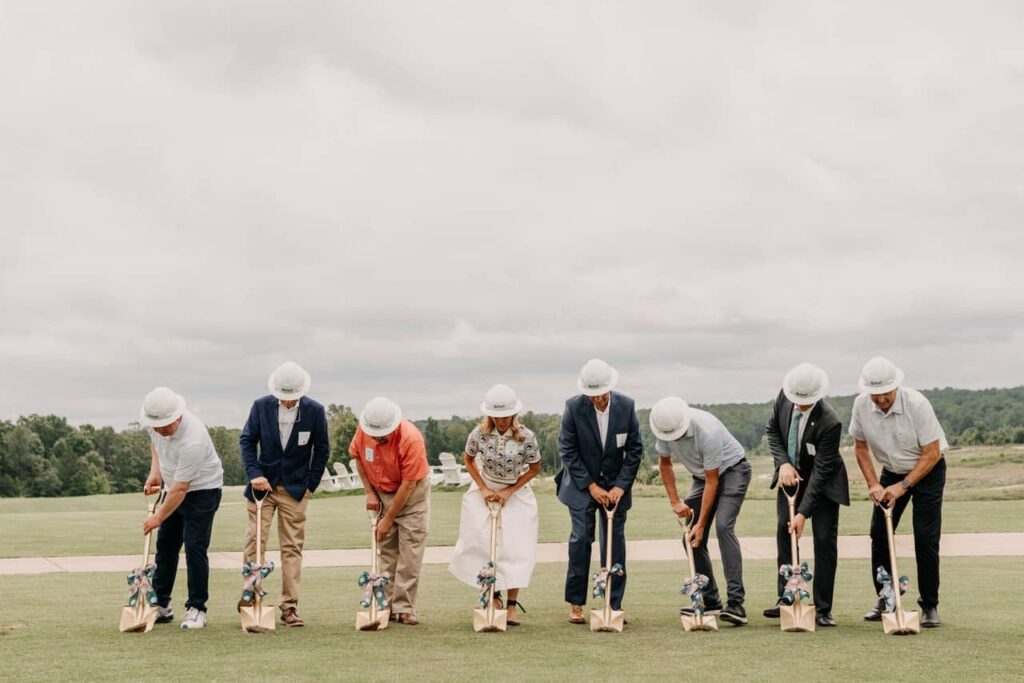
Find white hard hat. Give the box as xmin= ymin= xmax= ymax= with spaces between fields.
xmin=783 ymin=363 xmax=829 ymax=406
xmin=577 ymin=358 xmax=619 ymax=397
xmin=139 ymin=387 xmax=186 ymax=428
xmin=858 ymin=356 xmax=904 ymax=395
xmin=268 ymin=361 xmax=311 ymax=401
xmin=649 ymin=396 xmax=690 ymax=442
xmin=359 ymin=397 xmax=403 ymax=438
xmin=480 ymin=384 xmax=523 ymax=418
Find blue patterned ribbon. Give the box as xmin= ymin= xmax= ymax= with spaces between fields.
xmin=779 ymin=561 xmax=813 ymax=605
xmin=592 ymin=563 xmax=624 ymax=599
xmin=126 ymin=563 xmax=158 ymax=608
xmin=358 ymin=570 xmax=391 ymax=610
xmin=680 ymin=573 xmax=711 ymax=613
xmin=240 ymin=560 xmax=275 ymax=604
xmin=875 ymin=566 xmax=910 ymax=613
xmin=476 ymin=561 xmax=497 ymax=607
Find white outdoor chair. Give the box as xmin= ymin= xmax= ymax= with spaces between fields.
xmin=428 ymin=466 xmax=445 ymax=487
xmin=438 ymin=452 xmax=471 ymax=486
xmin=319 ymin=468 xmax=345 ymax=493
xmin=334 ymin=461 xmax=364 ymax=490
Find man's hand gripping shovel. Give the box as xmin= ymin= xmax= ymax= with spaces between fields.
xmin=356 ymin=507 xmax=391 ymax=631
xmin=779 ymin=483 xmax=815 ymax=633
xmin=878 ymin=501 xmax=919 ymax=635
xmin=590 ymin=502 xmax=625 ymax=632
xmin=119 ymin=489 xmax=166 ymax=633
xmin=473 ymin=501 xmax=507 ymax=632
xmin=239 ymin=487 xmax=276 ymax=633
xmin=678 ymin=514 xmax=717 ymax=632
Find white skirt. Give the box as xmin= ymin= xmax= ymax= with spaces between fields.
xmin=448 ymin=478 xmax=538 ymax=590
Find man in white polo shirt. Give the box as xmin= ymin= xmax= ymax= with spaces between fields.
xmin=651 ymin=396 xmax=752 ymax=626
xmin=140 ymin=387 xmax=224 ymax=630
xmin=849 ymin=357 xmax=947 ymax=628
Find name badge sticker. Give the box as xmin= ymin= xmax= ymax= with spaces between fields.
xmin=365 ymin=447 xmax=374 ymax=463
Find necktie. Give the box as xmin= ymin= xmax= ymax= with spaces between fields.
xmin=787 ymin=409 xmax=803 ymax=465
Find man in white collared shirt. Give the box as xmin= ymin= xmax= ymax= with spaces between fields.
xmin=849 ymin=357 xmax=947 ymax=628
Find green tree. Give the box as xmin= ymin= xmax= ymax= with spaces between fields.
xmin=326 ymin=404 xmax=359 ymax=468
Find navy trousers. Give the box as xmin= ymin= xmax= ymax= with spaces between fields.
xmin=564 ymin=503 xmax=628 ymax=610
xmin=152 ymin=488 xmax=222 ymax=612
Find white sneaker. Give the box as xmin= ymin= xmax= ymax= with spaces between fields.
xmin=155 ymin=604 xmax=174 ymax=624
xmin=180 ymin=607 xmax=207 ymax=629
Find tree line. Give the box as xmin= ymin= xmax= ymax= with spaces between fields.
xmin=2 ymin=386 xmax=1023 ymax=497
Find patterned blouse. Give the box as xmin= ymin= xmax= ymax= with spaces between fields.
xmin=464 ymin=426 xmax=541 ymax=484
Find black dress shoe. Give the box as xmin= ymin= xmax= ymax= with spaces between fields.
xmin=815 ymin=613 xmax=837 ymax=627
xmin=763 ymin=604 xmax=781 ymax=619
xmin=863 ymin=599 xmax=885 ymax=622
xmin=921 ymin=607 xmax=941 ymax=628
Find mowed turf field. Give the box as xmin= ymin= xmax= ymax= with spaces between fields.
xmin=1 ymin=558 xmax=1021 ymax=682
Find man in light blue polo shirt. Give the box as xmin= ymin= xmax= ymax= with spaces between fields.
xmin=140 ymin=387 xmax=224 ymax=630
xmin=652 ymin=397 xmax=751 ymax=625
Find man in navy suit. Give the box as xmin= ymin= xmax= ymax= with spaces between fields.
xmin=556 ymin=359 xmax=643 ymax=624
xmin=240 ymin=361 xmax=330 ymax=627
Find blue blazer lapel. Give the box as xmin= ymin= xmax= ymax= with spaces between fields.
xmin=264 ymin=398 xmax=282 ymax=458
xmin=578 ymin=397 xmax=603 ymax=456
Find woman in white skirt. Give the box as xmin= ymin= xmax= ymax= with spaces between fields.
xmin=448 ymin=384 xmax=541 ymax=625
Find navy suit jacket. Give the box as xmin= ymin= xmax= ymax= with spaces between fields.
xmin=555 ymin=391 xmax=644 ymax=511
xmin=240 ymin=395 xmax=330 ymax=502
xmin=766 ymin=390 xmax=850 ymax=517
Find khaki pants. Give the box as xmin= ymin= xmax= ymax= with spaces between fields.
xmin=378 ymin=477 xmax=431 ymax=615
xmin=244 ymin=485 xmax=310 ymax=612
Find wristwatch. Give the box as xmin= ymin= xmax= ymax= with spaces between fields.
xmin=900 ymin=479 xmax=911 ymax=490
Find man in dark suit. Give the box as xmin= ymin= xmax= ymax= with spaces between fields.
xmin=240 ymin=361 xmax=330 ymax=627
xmin=556 ymin=359 xmax=643 ymax=624
xmin=764 ymin=363 xmax=849 ymax=627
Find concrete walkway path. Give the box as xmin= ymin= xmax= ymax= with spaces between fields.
xmin=2 ymin=532 xmax=1021 ymax=576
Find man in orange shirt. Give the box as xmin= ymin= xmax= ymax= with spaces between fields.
xmin=349 ymin=397 xmax=431 ymax=625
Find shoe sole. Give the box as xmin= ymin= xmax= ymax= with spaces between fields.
xmin=863 ymin=615 xmax=882 ymax=622
xmin=763 ymin=612 xmax=780 ymax=619
xmin=719 ymin=613 xmax=748 ymax=626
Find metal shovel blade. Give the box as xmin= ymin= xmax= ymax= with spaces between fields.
xmin=356 ymin=609 xmax=390 ymax=631
xmin=473 ymin=608 xmax=508 ymax=632
xmin=119 ymin=602 xmax=158 ymax=633
xmin=590 ymin=608 xmax=625 ymax=632
xmin=780 ymin=601 xmax=816 ymax=633
xmin=240 ymin=601 xmax=277 ymax=633
xmin=882 ymin=609 xmax=920 ymax=635
xmin=681 ymin=612 xmax=718 ymax=632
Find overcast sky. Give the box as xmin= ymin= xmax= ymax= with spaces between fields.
xmin=1 ymin=1 xmax=1022 ymax=428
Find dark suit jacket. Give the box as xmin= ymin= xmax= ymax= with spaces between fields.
xmin=555 ymin=391 xmax=644 ymax=511
xmin=240 ymin=395 xmax=330 ymax=502
xmin=767 ymin=390 xmax=849 ymax=517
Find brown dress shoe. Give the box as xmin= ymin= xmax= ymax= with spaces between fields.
xmin=568 ymin=605 xmax=585 ymax=624
xmin=280 ymin=608 xmax=305 ymax=627
xmin=396 ymin=613 xmax=419 ymax=625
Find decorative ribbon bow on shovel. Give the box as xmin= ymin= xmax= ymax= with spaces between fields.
xmin=680 ymin=572 xmax=711 ymax=613
xmin=358 ymin=570 xmax=391 ymax=610
xmin=240 ymin=559 xmax=275 ymax=605
xmin=779 ymin=561 xmax=813 ymax=606
xmin=126 ymin=563 xmax=158 ymax=608
xmin=592 ymin=564 xmax=624 ymax=600
xmin=476 ymin=561 xmax=497 ymax=607
xmin=876 ymin=566 xmax=910 ymax=613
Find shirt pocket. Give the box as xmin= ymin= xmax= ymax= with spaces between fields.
xmin=896 ymin=427 xmax=918 ymax=451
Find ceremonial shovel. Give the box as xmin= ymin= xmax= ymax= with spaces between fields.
xmin=240 ymin=489 xmax=276 ymax=633
xmin=356 ymin=508 xmax=390 ymax=631
xmin=590 ymin=503 xmax=625 ymax=632
xmin=473 ymin=501 xmax=507 ymax=632
xmin=119 ymin=490 xmax=165 ymax=633
xmin=779 ymin=484 xmax=815 ymax=633
xmin=880 ymin=502 xmax=920 ymax=635
xmin=679 ymin=517 xmax=717 ymax=632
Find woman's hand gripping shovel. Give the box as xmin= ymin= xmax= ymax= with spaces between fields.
xmin=779 ymin=483 xmax=815 ymax=633
xmin=590 ymin=502 xmax=625 ymax=632
xmin=878 ymin=501 xmax=919 ymax=635
xmin=356 ymin=508 xmax=391 ymax=631
xmin=239 ymin=488 xmax=276 ymax=633
xmin=474 ymin=501 xmax=508 ymax=632
xmin=119 ymin=489 xmax=166 ymax=633
xmin=678 ymin=515 xmax=717 ymax=632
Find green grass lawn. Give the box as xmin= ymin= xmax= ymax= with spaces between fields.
xmin=2 ymin=484 xmax=1024 ymax=558
xmin=1 ymin=557 xmax=1020 ymax=682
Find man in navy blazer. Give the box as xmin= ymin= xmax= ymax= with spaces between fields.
xmin=556 ymin=359 xmax=643 ymax=624
xmin=239 ymin=361 xmax=330 ymax=627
